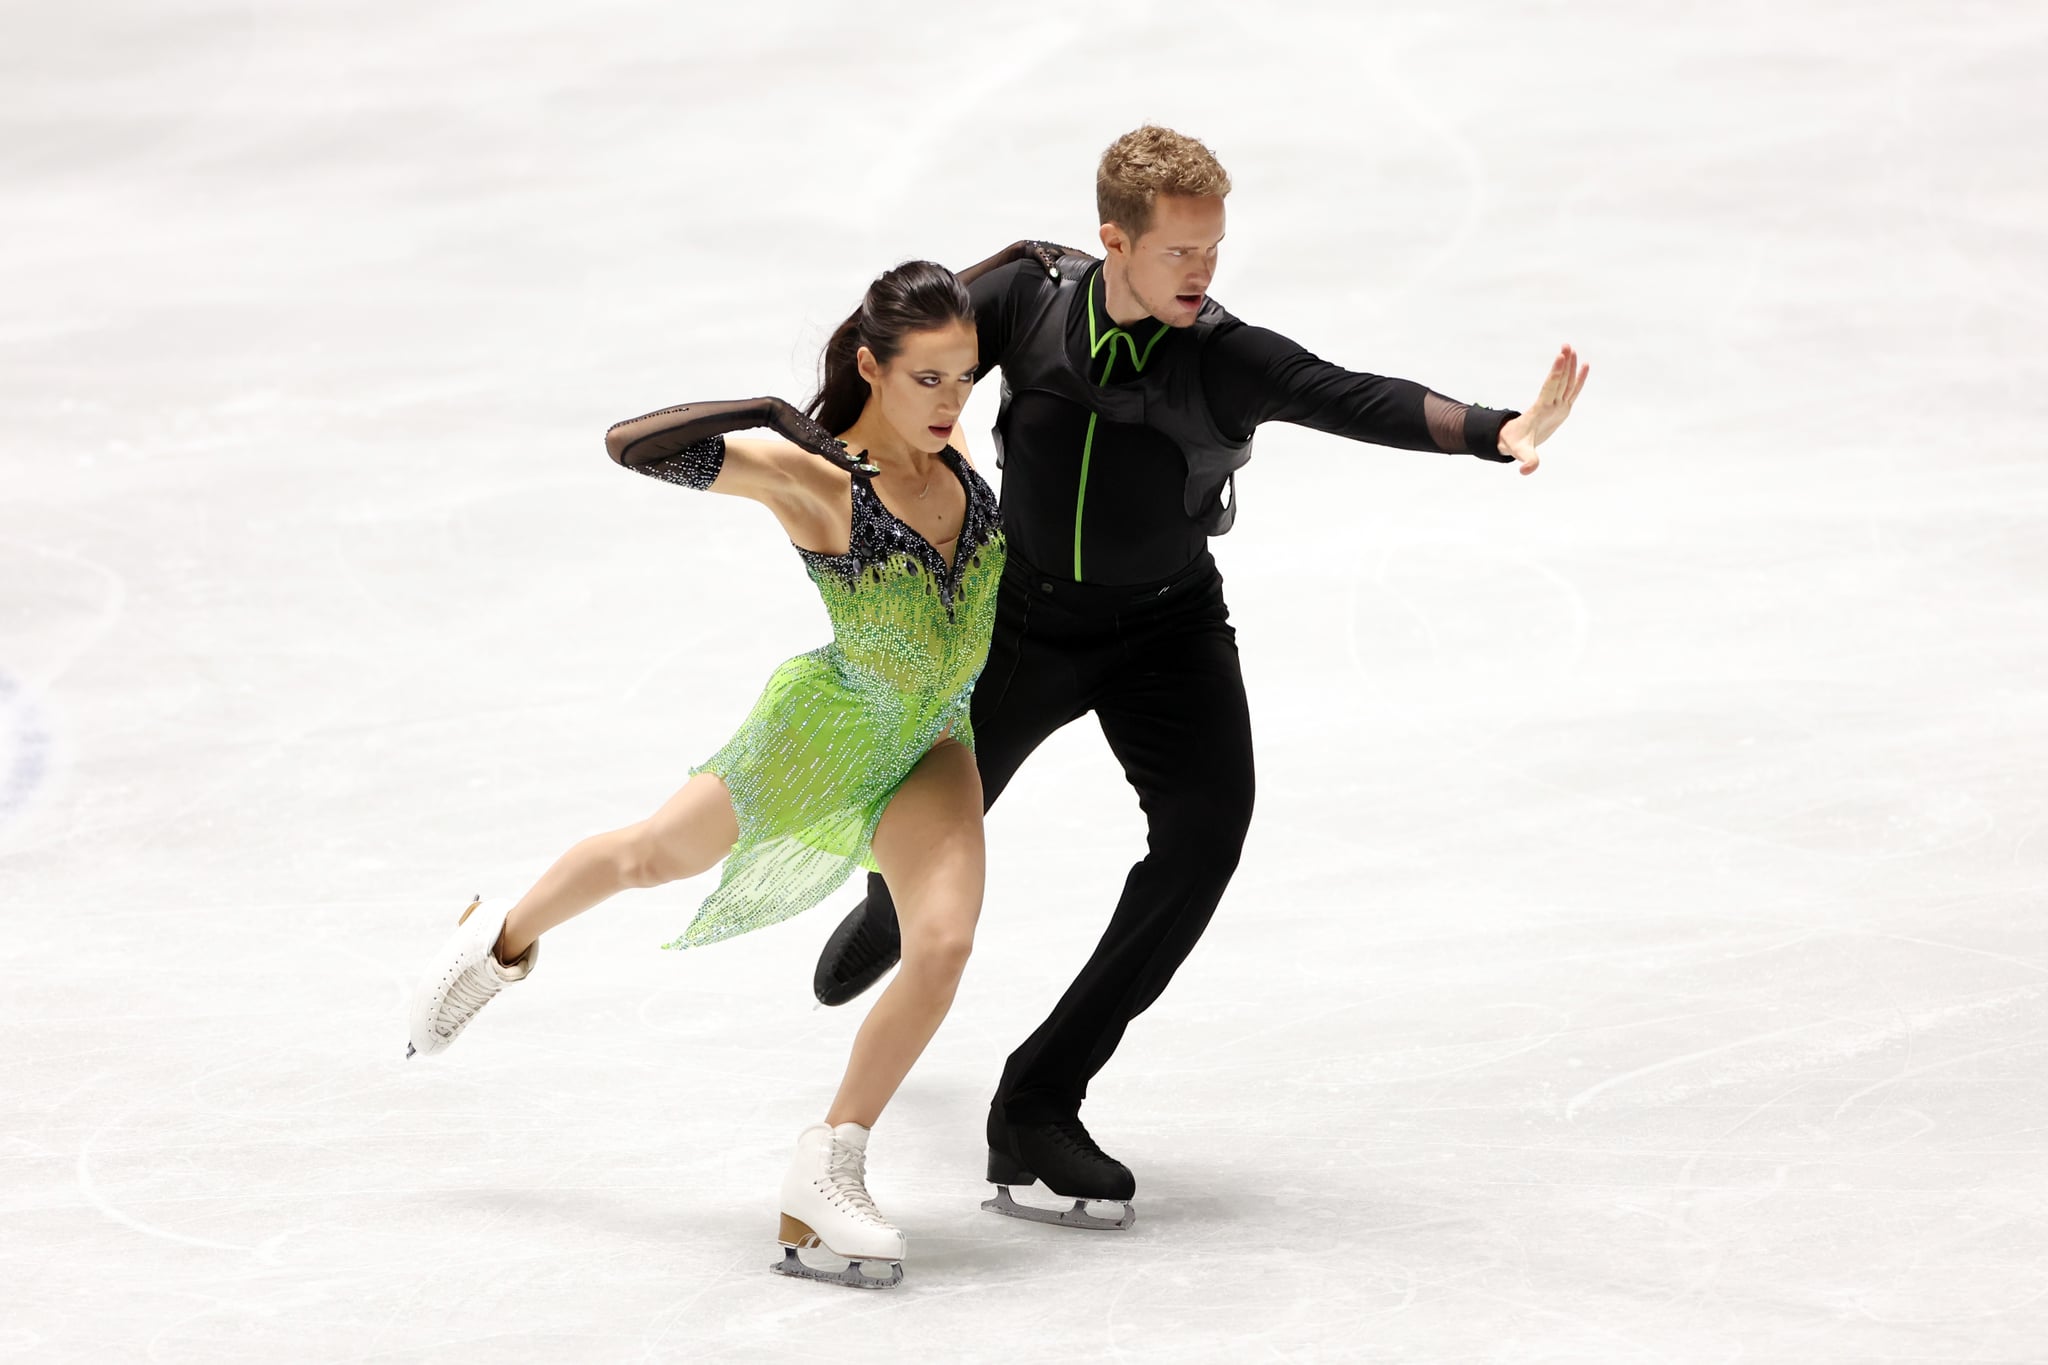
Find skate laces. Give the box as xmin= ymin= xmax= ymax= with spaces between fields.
xmin=832 ymin=911 xmax=897 ymax=980
xmin=1045 ymin=1119 xmax=1114 ymax=1165
xmin=436 ymin=965 xmax=503 ymax=1037
xmin=820 ymin=1139 xmax=887 ymax=1225
xmin=854 ymin=912 xmax=898 ymax=955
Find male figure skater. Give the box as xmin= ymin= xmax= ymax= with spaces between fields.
xmin=814 ymin=125 xmax=1589 ymax=1229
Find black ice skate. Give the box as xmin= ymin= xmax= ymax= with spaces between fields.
xmin=812 ymin=895 xmax=901 ymax=1006
xmin=982 ymin=1115 xmax=1137 ymax=1231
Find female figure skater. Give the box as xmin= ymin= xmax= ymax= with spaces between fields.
xmin=405 ymin=261 xmax=1005 ymax=1290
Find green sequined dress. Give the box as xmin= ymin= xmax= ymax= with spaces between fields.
xmin=665 ymin=446 xmax=1005 ymax=948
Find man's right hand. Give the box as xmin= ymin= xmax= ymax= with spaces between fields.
xmin=1496 ymin=345 xmax=1590 ymax=476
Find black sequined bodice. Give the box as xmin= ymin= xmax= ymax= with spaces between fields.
xmin=797 ymin=447 xmax=1003 ymax=612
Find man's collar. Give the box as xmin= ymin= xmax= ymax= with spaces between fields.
xmin=1086 ymin=264 xmax=1173 ymax=374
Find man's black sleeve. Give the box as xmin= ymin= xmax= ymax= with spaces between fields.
xmin=1205 ymin=321 xmax=1519 ymax=461
xmin=967 ymin=260 xmax=1039 ymax=382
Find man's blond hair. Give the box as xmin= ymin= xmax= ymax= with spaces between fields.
xmin=1096 ymin=125 xmax=1232 ymax=238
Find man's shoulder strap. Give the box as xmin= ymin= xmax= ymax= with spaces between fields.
xmin=1051 ymin=249 xmax=1100 ymax=280
xmin=1008 ymin=251 xmax=1094 ymax=338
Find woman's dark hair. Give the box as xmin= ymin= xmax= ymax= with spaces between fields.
xmin=807 ymin=260 xmax=975 ymax=435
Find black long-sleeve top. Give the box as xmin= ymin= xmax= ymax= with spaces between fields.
xmin=971 ymin=258 xmax=1517 ymax=585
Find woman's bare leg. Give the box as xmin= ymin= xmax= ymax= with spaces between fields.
xmin=494 ymin=772 xmax=741 ymax=960
xmin=825 ymin=737 xmax=985 ymax=1127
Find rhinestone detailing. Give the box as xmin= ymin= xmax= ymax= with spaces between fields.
xmin=667 ymin=448 xmax=1005 ymax=949
xmin=635 ymin=435 xmax=727 ymax=490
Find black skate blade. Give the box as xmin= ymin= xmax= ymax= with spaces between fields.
xmin=769 ymin=1244 xmax=903 ymax=1289
xmin=405 ymin=1042 xmax=415 ymax=1059
xmin=981 ymin=1184 xmax=1136 ymax=1231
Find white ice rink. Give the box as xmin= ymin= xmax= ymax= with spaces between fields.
xmin=5 ymin=1 xmax=2046 ymax=1360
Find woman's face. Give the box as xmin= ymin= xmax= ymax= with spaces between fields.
xmin=858 ymin=319 xmax=978 ymax=454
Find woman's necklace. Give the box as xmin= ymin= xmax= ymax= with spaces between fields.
xmin=854 ymin=429 xmax=936 ymax=499
xmin=871 ymin=450 xmax=943 ymax=527
xmin=886 ymin=459 xmax=932 ymax=499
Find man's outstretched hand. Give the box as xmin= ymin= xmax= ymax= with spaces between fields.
xmin=1496 ymin=345 xmax=1589 ymax=475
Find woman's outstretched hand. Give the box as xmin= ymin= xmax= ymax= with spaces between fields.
xmin=1496 ymin=345 xmax=1590 ymax=476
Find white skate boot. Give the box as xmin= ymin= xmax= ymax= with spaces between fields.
xmin=406 ymin=897 xmax=537 ymax=1058
xmin=771 ymin=1122 xmax=906 ymax=1289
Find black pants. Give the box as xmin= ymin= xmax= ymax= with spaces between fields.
xmin=867 ymin=548 xmax=1256 ymax=1126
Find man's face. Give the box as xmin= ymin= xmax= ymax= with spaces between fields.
xmin=1104 ymin=193 xmax=1226 ymax=327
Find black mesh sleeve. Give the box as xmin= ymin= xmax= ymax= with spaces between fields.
xmin=956 ymin=239 xmax=1084 ymax=288
xmin=1423 ymin=391 xmax=1518 ymax=463
xmin=602 ymin=396 xmax=866 ymax=485
xmin=634 ymin=437 xmax=726 ymax=489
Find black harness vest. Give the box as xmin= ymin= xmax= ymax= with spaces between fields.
xmin=992 ymin=254 xmax=1255 ymax=536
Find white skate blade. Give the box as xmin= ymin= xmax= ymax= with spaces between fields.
xmin=770 ymin=1244 xmax=903 ymax=1290
xmin=981 ymin=1184 xmax=1136 ymax=1231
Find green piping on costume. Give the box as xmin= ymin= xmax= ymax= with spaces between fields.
xmin=1073 ymin=278 xmax=1171 ymax=581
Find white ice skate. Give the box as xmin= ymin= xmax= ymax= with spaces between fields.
xmin=406 ymin=897 xmax=536 ymax=1058
xmin=772 ymin=1121 xmax=906 ymax=1289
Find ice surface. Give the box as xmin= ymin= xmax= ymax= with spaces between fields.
xmin=4 ymin=1 xmax=2046 ymax=1361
